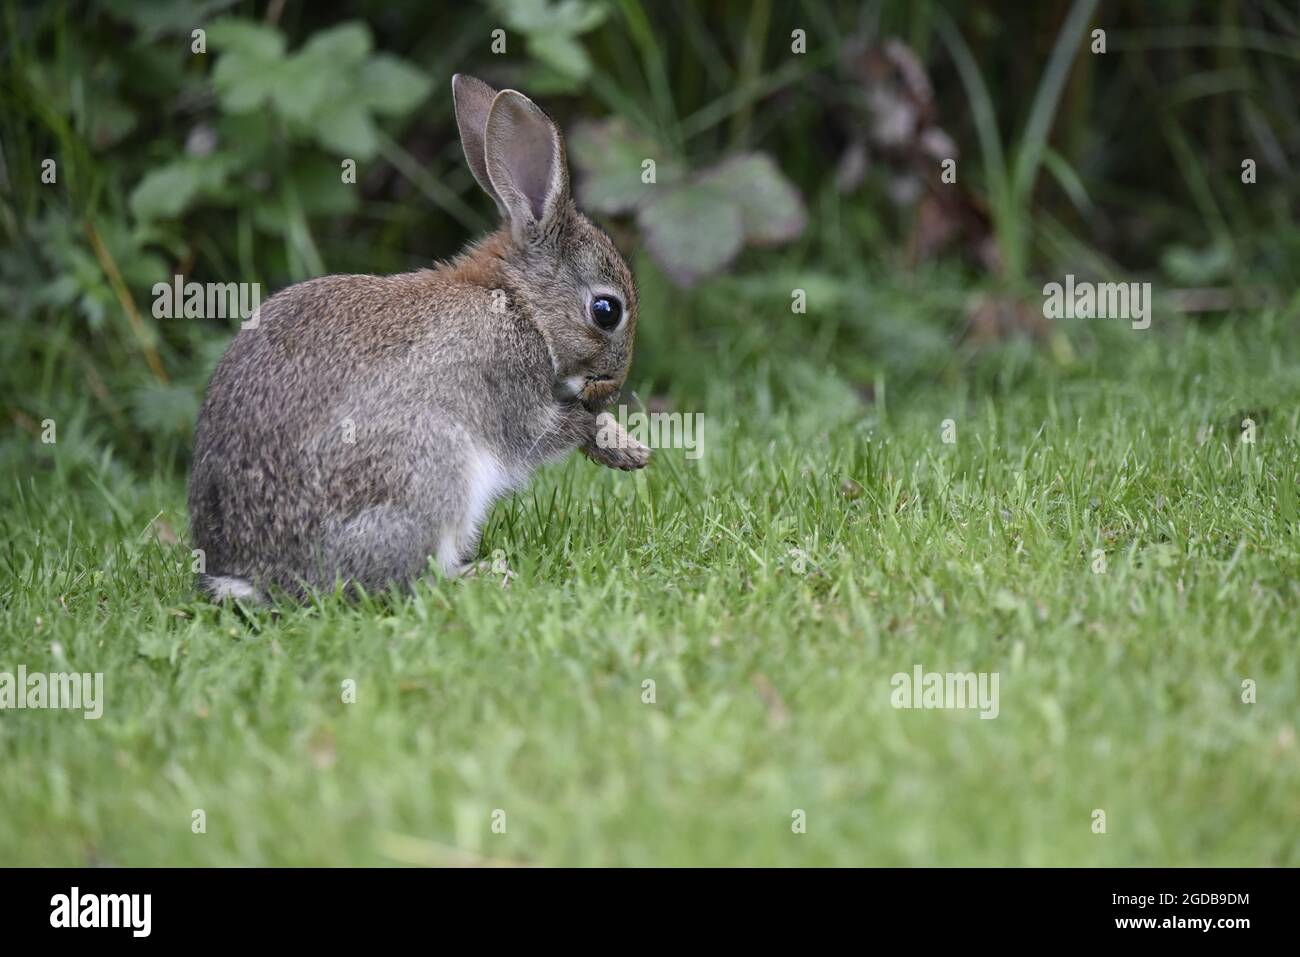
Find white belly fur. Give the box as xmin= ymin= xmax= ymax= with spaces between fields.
xmin=437 ymin=445 xmax=521 ymax=573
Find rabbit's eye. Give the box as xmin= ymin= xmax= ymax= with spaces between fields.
xmin=590 ymin=295 xmax=623 ymax=331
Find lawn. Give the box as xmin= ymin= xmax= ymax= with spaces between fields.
xmin=2 ymin=302 xmax=1297 ymax=866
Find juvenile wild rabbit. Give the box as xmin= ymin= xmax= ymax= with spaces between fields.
xmin=188 ymin=74 xmax=650 ymax=601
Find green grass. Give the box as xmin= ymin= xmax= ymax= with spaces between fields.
xmin=2 ymin=306 xmax=1299 ymax=866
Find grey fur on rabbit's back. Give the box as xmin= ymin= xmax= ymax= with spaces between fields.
xmin=188 ymin=75 xmax=650 ymax=602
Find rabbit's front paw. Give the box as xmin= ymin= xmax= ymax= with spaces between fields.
xmin=584 ymin=412 xmax=651 ymax=471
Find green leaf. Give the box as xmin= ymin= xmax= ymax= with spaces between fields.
xmin=357 ymin=55 xmax=433 ymax=116
xmin=551 ymin=0 xmax=607 ymax=33
xmin=270 ymin=54 xmax=335 ymax=124
xmin=494 ymin=0 xmax=607 ymax=35
xmin=297 ymin=22 xmax=372 ymax=65
xmin=637 ymin=183 xmax=745 ymax=288
xmin=527 ymin=31 xmax=591 ymax=82
xmin=129 ymin=161 xmax=221 ymax=221
xmin=310 ymin=101 xmax=380 ymax=160
xmin=569 ymin=118 xmax=677 ymax=215
xmin=128 ymin=158 xmax=232 ymax=222
xmin=207 ymin=18 xmax=285 ymax=61
xmin=210 ymin=20 xmax=286 ymax=114
xmin=212 ymin=59 xmax=278 ymax=113
xmin=695 ymin=153 xmax=806 ymax=246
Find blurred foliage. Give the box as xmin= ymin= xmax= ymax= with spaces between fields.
xmin=1 ymin=0 xmax=1298 ymax=473
xmin=571 ymin=119 xmax=806 ymax=285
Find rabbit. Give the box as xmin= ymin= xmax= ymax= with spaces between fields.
xmin=187 ymin=74 xmax=650 ymax=602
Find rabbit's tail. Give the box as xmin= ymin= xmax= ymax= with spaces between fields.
xmin=198 ymin=573 xmax=264 ymax=603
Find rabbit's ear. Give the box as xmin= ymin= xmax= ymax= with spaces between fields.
xmin=452 ymin=74 xmax=505 ymax=215
xmin=483 ymin=89 xmax=570 ymax=243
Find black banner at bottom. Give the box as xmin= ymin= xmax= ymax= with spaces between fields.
xmin=0 ymin=867 xmax=1283 ymax=942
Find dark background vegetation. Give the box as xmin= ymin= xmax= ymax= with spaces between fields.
xmin=2 ymin=0 xmax=1297 ymax=476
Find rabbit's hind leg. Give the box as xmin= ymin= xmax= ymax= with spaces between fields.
xmin=322 ymin=503 xmax=435 ymax=593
